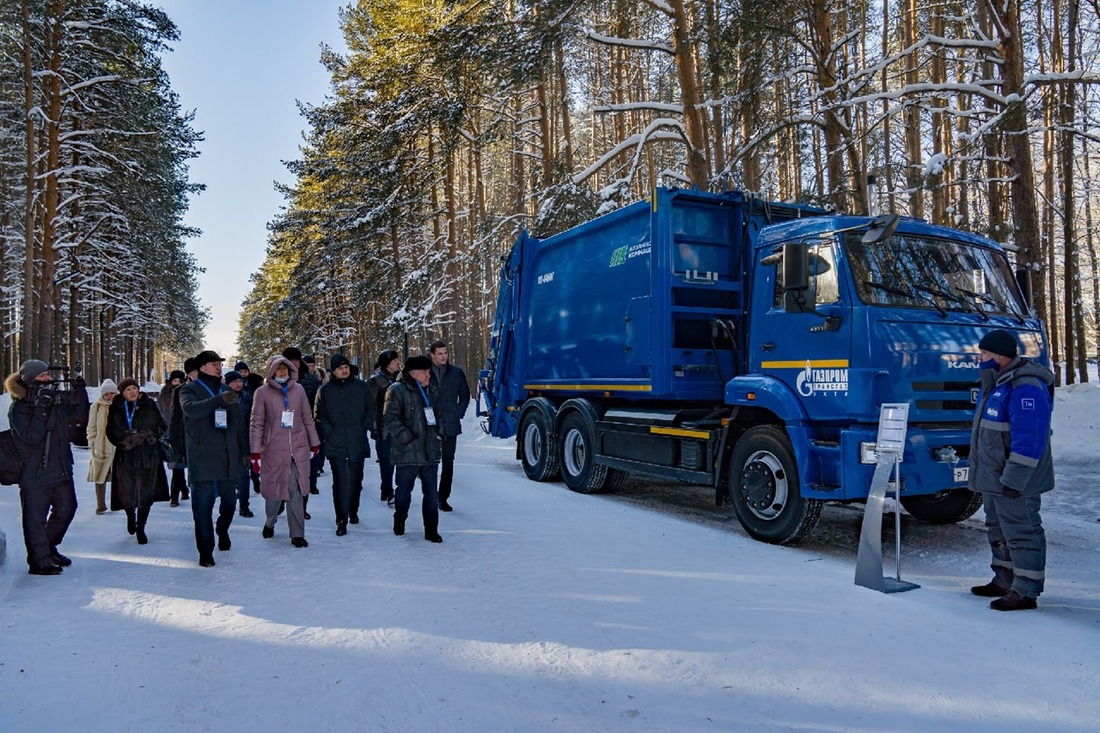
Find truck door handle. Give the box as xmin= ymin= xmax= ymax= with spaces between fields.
xmin=761 ymin=342 xmax=776 ymax=351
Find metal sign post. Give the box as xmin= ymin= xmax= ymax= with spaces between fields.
xmin=854 ymin=403 xmax=921 ymax=593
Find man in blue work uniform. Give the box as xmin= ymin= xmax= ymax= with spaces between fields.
xmin=968 ymin=329 xmax=1055 ymax=611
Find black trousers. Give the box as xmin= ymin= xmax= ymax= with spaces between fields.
xmin=394 ymin=464 xmax=439 ymax=535
xmin=329 ymin=456 xmax=365 ymax=523
xmin=20 ymin=478 xmax=77 ymax=568
xmin=439 ymin=435 xmax=457 ymax=502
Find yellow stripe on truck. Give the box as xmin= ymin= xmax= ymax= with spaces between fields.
xmin=760 ymin=359 xmax=850 ymax=369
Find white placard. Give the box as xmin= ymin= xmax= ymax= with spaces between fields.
xmin=875 ymin=402 xmax=909 ymax=455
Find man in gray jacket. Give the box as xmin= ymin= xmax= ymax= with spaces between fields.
xmin=384 ymin=355 xmax=443 ymax=543
xmin=968 ymin=329 xmax=1055 ymax=611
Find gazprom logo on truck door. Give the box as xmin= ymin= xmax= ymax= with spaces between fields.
xmin=795 ymin=359 xmax=849 ymax=397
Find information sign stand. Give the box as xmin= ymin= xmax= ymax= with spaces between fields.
xmin=854 ymin=403 xmax=921 ymax=593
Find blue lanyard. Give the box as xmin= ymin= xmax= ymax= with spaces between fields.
xmin=125 ymin=400 xmax=136 ymax=430
xmin=416 ymin=382 xmax=431 ymax=406
xmin=281 ymin=385 xmax=290 ymax=410
xmin=195 ymin=378 xmax=220 ymax=398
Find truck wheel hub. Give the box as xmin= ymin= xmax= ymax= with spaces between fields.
xmin=740 ymin=451 xmax=788 ymax=519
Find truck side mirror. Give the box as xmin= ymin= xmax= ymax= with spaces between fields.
xmin=782 ymin=242 xmax=816 ymax=313
xmin=862 ymin=214 xmax=899 ymax=244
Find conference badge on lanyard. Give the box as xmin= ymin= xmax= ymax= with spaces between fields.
xmin=214 ymin=408 xmax=228 ymax=429
xmin=281 ymin=410 xmax=294 ymax=429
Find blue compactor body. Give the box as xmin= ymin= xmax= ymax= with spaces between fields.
xmin=479 ymin=187 xmax=1048 ymax=544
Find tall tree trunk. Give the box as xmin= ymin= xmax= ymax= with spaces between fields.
xmin=555 ymin=34 xmax=574 ymax=175
xmin=40 ymin=0 xmax=64 ymax=358
xmin=1062 ymin=0 xmax=1086 ymax=382
xmin=21 ymin=0 xmax=37 ymax=362
xmin=984 ymin=0 xmax=1043 ymax=292
xmin=668 ymin=0 xmax=709 ymax=187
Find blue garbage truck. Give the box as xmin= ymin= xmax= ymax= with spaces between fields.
xmin=478 ymin=186 xmax=1048 ymax=544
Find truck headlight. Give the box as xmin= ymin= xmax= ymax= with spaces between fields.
xmin=859 ymin=442 xmax=878 ymax=464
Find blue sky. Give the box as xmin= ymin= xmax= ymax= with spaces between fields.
xmin=155 ymin=0 xmax=349 ymax=360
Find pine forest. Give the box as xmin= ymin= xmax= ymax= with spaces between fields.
xmin=3 ymin=1 xmax=1100 ymax=385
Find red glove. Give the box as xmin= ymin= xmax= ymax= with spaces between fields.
xmin=250 ymin=453 xmax=261 ymax=476
xmin=310 ymin=445 xmax=320 ymax=457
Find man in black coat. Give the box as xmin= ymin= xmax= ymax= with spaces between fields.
xmin=384 ymin=355 xmax=444 ymax=543
xmin=5 ymin=359 xmax=89 ymax=574
xmin=315 ymin=354 xmax=375 ymax=535
xmin=368 ymin=349 xmax=402 ymax=504
xmin=224 ymin=370 xmax=254 ymax=518
xmin=235 ymin=360 xmax=264 ymax=394
xmin=428 ymin=340 xmax=470 ymax=512
xmin=179 ymin=350 xmax=241 ymax=567
xmin=167 ymin=357 xmax=198 ymax=506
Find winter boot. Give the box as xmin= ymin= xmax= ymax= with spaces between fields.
xmin=971 ymin=581 xmax=1010 ymax=598
xmin=990 ymin=590 xmax=1038 ymax=611
xmin=136 ymin=507 xmax=150 ymax=545
xmin=125 ymin=509 xmax=137 ymax=536
xmin=95 ymin=484 xmax=107 ymax=515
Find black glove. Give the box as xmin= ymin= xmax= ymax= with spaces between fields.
xmin=71 ymin=376 xmax=87 ymax=392
xmin=34 ymin=392 xmax=54 ymax=408
xmin=1002 ymin=486 xmax=1022 ymax=499
xmin=220 ymin=389 xmax=239 ymax=405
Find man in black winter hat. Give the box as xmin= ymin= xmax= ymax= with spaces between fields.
xmin=5 ymin=359 xmax=89 ymax=574
xmin=385 ymin=354 xmax=444 ymax=542
xmin=369 ymin=349 xmax=402 ymax=505
xmin=968 ymin=329 xmax=1055 ymax=611
xmin=179 ymin=350 xmax=241 ymax=567
xmin=315 ymin=353 xmax=375 ymax=534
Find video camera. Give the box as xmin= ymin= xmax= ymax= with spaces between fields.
xmin=44 ymin=361 xmax=82 ymax=385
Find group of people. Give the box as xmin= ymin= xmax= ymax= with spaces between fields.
xmin=6 ymin=340 xmax=470 ymax=572
xmin=5 ymin=328 xmax=1054 ymax=613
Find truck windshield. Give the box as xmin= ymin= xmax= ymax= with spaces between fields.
xmin=845 ymin=233 xmax=1027 ymax=317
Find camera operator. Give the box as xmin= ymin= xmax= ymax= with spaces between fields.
xmin=4 ymin=359 xmax=89 ymax=575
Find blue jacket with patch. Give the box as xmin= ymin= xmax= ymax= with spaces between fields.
xmin=968 ymin=357 xmax=1054 ymax=496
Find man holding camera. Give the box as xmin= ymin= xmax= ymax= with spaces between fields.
xmin=5 ymin=359 xmax=89 ymax=575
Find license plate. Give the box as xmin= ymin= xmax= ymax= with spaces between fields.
xmin=953 ymin=467 xmax=968 ymax=483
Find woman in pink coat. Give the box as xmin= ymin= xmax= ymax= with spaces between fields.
xmin=249 ymin=355 xmax=320 ymax=547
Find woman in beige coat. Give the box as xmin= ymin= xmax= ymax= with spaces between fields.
xmin=86 ymin=379 xmax=118 ymax=514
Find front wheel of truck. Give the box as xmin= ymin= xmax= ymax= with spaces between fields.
xmin=519 ymin=401 xmax=559 ymax=481
xmin=900 ymin=489 xmax=983 ymax=524
xmin=728 ymin=426 xmax=822 ymax=545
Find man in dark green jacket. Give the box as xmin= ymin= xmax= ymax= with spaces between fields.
xmin=315 ymin=353 xmax=375 ymax=535
xmin=384 ymin=355 xmax=443 ymax=543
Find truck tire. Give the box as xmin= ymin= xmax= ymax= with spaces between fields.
xmin=602 ymin=468 xmax=628 ymax=492
xmin=728 ymin=426 xmax=822 ymax=545
xmin=900 ymin=489 xmax=983 ymax=524
xmin=519 ymin=406 xmax=559 ymax=481
xmin=559 ymin=411 xmax=609 ymax=493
